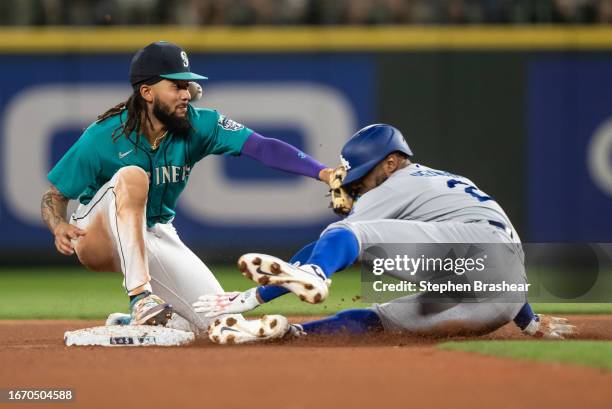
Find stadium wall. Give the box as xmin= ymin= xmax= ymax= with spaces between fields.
xmin=1 ymin=27 xmax=611 ymax=264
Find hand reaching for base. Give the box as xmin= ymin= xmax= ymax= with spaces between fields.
xmin=193 ymin=288 xmax=262 ymax=318
xmin=523 ymin=315 xmax=577 ymax=339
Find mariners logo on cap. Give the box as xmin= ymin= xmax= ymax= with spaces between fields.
xmin=340 ymin=155 xmax=351 ymax=170
xmin=180 ymin=51 xmax=189 ymax=67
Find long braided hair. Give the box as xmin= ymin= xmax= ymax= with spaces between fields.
xmin=96 ymin=90 xmax=154 ymax=146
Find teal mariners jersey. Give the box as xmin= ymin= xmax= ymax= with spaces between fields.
xmin=48 ymin=105 xmax=252 ymax=227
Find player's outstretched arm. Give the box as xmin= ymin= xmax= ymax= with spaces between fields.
xmin=514 ymin=302 xmax=577 ymax=339
xmin=193 ymin=287 xmax=263 ymax=317
xmin=241 ymin=132 xmax=333 ymax=183
xmin=193 ymin=283 xmax=292 ymax=317
xmin=318 ymin=167 xmax=334 ymax=184
xmin=41 ymin=185 xmax=86 ymax=256
xmin=523 ymin=314 xmax=577 ymax=339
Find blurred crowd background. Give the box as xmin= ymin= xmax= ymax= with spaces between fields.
xmin=1 ymin=1 xmax=612 ymax=260
xmin=2 ymin=0 xmax=612 ymax=26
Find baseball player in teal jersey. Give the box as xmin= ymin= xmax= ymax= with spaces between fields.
xmin=193 ymin=124 xmax=577 ymax=344
xmin=41 ymin=41 xmax=333 ymax=333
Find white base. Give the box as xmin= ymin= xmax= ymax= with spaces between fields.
xmin=64 ymin=325 xmax=195 ymax=347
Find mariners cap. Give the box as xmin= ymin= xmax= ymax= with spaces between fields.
xmin=129 ymin=41 xmax=207 ymax=88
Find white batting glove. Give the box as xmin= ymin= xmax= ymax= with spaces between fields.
xmin=523 ymin=314 xmax=577 ymax=339
xmin=193 ymin=288 xmax=262 ymax=318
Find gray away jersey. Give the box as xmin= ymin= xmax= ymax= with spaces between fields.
xmin=346 ymin=163 xmax=515 ymax=231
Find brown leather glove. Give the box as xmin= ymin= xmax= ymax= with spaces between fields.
xmin=328 ymin=166 xmax=354 ymax=216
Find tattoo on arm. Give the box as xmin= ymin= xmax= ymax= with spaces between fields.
xmin=41 ymin=186 xmax=69 ymax=234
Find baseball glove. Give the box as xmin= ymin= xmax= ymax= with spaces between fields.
xmin=328 ymin=165 xmax=354 ymax=216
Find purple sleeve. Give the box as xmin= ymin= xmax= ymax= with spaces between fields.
xmin=241 ymin=132 xmax=327 ymax=180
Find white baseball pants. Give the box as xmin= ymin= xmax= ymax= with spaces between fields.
xmin=70 ymin=166 xmax=224 ymax=333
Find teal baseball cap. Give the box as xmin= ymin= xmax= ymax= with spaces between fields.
xmin=130 ymin=41 xmax=207 ymax=88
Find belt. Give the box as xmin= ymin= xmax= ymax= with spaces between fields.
xmin=488 ymin=220 xmax=513 ymax=238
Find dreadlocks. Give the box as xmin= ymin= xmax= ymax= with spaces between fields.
xmin=96 ymin=91 xmax=155 ymax=146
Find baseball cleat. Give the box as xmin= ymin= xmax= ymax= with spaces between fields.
xmin=208 ymin=314 xmax=292 ymax=344
xmin=238 ymin=253 xmax=331 ymax=304
xmin=130 ymin=294 xmax=173 ymax=326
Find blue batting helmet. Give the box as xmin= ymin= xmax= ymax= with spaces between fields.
xmin=340 ymin=124 xmax=412 ymax=187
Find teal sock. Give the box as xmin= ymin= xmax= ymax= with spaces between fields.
xmin=129 ymin=290 xmax=151 ymax=306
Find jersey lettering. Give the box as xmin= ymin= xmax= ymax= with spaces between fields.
xmin=152 ymin=165 xmax=192 ymax=185
xmin=447 ymin=179 xmax=492 ymax=202
xmin=411 ymin=169 xmax=457 ymax=178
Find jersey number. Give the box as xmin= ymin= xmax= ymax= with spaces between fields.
xmin=447 ymin=179 xmax=492 ymax=202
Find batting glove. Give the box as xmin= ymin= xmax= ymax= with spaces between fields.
xmin=523 ymin=314 xmax=577 ymax=339
xmin=193 ymin=288 xmax=262 ymax=318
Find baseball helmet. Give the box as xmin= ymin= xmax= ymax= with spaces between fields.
xmin=340 ymin=124 xmax=412 ymax=187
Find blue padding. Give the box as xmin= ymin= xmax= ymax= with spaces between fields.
xmin=289 ymin=241 xmax=316 ymax=264
xmin=257 ymin=241 xmax=316 ymax=303
xmin=513 ymin=302 xmax=537 ymax=330
xmin=301 ymin=309 xmax=383 ymax=334
xmin=256 ymin=228 xmax=359 ymax=303
xmin=306 ymin=228 xmax=360 ymax=277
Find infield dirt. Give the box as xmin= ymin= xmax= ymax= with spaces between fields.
xmin=1 ymin=315 xmax=612 ymax=409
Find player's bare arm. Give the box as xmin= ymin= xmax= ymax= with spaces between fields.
xmin=41 ymin=185 xmax=86 ymax=256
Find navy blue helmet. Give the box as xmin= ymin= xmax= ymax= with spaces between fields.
xmin=340 ymin=124 xmax=413 ymax=187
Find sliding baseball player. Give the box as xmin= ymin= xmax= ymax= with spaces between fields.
xmin=194 ymin=124 xmax=576 ymax=343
